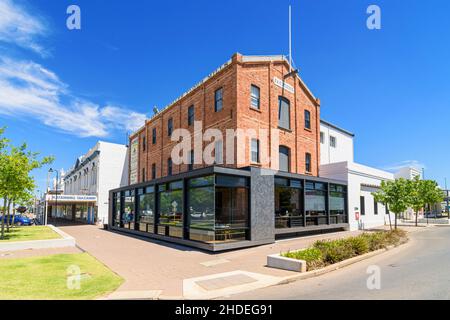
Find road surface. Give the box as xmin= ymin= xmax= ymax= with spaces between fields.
xmin=227 ymin=226 xmax=450 ymax=300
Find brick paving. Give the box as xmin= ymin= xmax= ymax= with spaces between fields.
xmin=59 ymin=225 xmax=365 ymax=297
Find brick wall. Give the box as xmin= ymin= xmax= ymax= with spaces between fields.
xmin=130 ymin=53 xmax=321 ymax=185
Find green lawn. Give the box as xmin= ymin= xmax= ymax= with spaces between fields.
xmin=0 ymin=253 xmax=124 ymax=300
xmin=0 ymin=226 xmax=61 ymax=242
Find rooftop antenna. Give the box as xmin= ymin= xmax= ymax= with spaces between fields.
xmin=284 ymin=5 xmax=299 ymax=80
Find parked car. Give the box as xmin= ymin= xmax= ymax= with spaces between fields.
xmin=424 ymin=212 xmax=443 ymax=219
xmin=1 ymin=215 xmax=34 ymax=226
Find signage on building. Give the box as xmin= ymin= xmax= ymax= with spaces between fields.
xmin=273 ymin=77 xmax=295 ymax=94
xmin=45 ymin=195 xmax=97 ymax=202
xmin=130 ymin=137 xmax=139 ymax=185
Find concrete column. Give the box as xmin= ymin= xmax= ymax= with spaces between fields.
xmin=250 ymin=167 xmax=275 ymax=243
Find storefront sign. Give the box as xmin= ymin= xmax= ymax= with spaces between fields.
xmin=130 ymin=137 xmax=139 ymax=185
xmin=46 ymin=195 xmax=97 ymax=202
xmin=273 ymin=77 xmax=295 ymax=94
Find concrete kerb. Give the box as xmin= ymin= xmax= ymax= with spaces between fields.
xmin=0 ymin=225 xmax=76 ymax=252
xmin=270 ymin=227 xmax=434 ymax=287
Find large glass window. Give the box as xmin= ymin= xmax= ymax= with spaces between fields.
xmin=215 ymin=88 xmax=223 ymax=112
xmin=168 ymin=118 xmax=173 ymax=137
xmin=305 ymin=153 xmax=312 ymax=173
xmin=189 ymin=150 xmax=194 ymax=171
xmin=215 ymin=140 xmax=223 ymax=165
xmin=251 ymin=85 xmax=260 ymax=109
xmin=121 ymin=190 xmax=135 ymax=229
xmin=167 ymin=158 xmax=173 ymax=176
xmin=188 ymin=105 xmax=195 ymax=126
xmin=330 ymin=184 xmax=347 ymax=224
xmin=152 ymin=164 xmax=156 ymax=180
xmin=152 ymin=128 xmax=157 ymax=144
xmin=279 ymin=146 xmax=290 ymax=172
xmin=113 ymin=192 xmax=121 ymax=227
xmin=251 ymin=139 xmax=260 ymax=163
xmin=278 ymin=97 xmax=290 ymax=130
xmin=330 ymin=136 xmax=337 ymax=148
xmin=305 ymin=182 xmax=327 ymax=226
xmin=304 ymin=110 xmax=311 ymax=129
xmin=136 ymin=187 xmax=155 ymax=233
xmin=157 ymin=181 xmax=183 ymax=238
xmin=215 ymin=175 xmax=249 ymax=243
xmin=188 ymin=176 xmax=215 ymax=243
xmin=275 ymin=179 xmax=304 ymax=229
xmin=360 ymin=196 xmax=366 ymax=215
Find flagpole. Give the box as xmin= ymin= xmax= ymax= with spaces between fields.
xmin=289 ymin=5 xmax=292 ymax=73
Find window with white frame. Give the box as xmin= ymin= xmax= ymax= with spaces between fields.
xmin=330 ymin=136 xmax=337 ymax=148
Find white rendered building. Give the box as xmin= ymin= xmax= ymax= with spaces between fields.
xmin=319 ymin=120 xmax=417 ymax=231
xmin=320 ymin=120 xmax=355 ymax=165
xmin=61 ymin=141 xmax=129 ymax=224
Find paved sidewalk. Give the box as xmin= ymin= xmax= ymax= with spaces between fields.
xmin=60 ymin=225 xmax=367 ymax=298
xmin=0 ymin=246 xmax=82 ymax=260
xmin=60 ymin=224 xmax=429 ymax=299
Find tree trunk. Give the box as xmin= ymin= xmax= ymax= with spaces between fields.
xmin=11 ymin=201 xmax=16 ymax=228
xmin=388 ymin=212 xmax=393 ymax=231
xmin=415 ymin=210 xmax=419 ymax=227
xmin=5 ymin=198 xmax=11 ymax=233
xmin=395 ymin=213 xmax=398 ymax=230
xmin=1 ymin=196 xmax=7 ymax=240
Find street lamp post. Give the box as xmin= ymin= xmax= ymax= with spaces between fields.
xmin=445 ymin=178 xmax=449 ymax=219
xmin=48 ymin=168 xmax=59 ymax=224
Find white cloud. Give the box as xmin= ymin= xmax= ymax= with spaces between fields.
xmin=0 ymin=57 xmax=147 ymax=138
xmin=0 ymin=0 xmax=48 ymax=56
xmin=382 ymin=160 xmax=426 ymax=172
xmin=0 ymin=0 xmax=147 ymax=137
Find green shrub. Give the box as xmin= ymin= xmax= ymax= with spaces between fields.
xmin=361 ymin=232 xmax=387 ymax=251
xmin=281 ymin=230 xmax=408 ymax=270
xmin=313 ymin=239 xmax=356 ymax=264
xmin=347 ymin=236 xmax=370 ymax=255
xmin=283 ymin=247 xmax=324 ymax=270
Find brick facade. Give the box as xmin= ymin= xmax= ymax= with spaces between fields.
xmin=129 ymin=53 xmax=321 ymax=185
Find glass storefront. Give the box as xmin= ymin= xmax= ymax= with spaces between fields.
xmin=215 ymin=175 xmax=249 ymax=243
xmin=275 ymin=178 xmax=304 ymax=228
xmin=113 ymin=174 xmax=250 ymax=245
xmin=188 ymin=176 xmax=215 ymax=242
xmin=111 ymin=173 xmax=346 ymax=247
xmin=113 ymin=192 xmax=121 ymax=227
xmin=305 ymin=182 xmax=328 ymax=226
xmin=275 ymin=178 xmax=347 ymax=229
xmin=158 ymin=181 xmax=183 ymax=238
xmin=122 ymin=190 xmax=135 ymax=229
xmin=329 ymin=184 xmax=347 ymax=224
xmin=136 ymin=186 xmax=155 ymax=233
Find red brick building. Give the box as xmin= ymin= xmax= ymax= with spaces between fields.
xmin=129 ymin=53 xmax=321 ymax=184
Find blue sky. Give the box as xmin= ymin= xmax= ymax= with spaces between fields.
xmin=0 ymin=0 xmax=449 ymax=194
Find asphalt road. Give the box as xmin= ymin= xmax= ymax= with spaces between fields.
xmin=227 ymin=226 xmax=450 ymax=300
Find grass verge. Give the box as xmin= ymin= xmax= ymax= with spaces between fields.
xmin=0 ymin=253 xmax=124 ymax=300
xmin=0 ymin=226 xmax=61 ymax=242
xmin=282 ymin=229 xmax=408 ymax=271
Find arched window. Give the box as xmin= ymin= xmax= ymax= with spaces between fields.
xmin=278 ymin=97 xmax=290 ymax=130
xmin=279 ymin=146 xmax=290 ymax=172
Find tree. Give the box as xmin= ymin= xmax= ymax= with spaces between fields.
xmin=422 ymin=180 xmax=445 ymax=217
xmin=373 ymin=178 xmax=411 ymax=230
xmin=0 ymin=129 xmax=54 ymax=239
xmin=408 ymin=176 xmax=427 ymax=227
